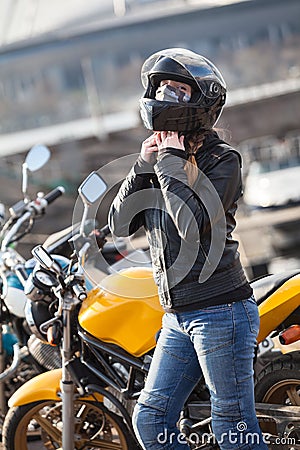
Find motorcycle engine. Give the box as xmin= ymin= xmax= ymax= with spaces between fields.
xmin=27 ymin=334 xmax=61 ymax=371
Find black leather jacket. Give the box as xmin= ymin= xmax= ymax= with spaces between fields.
xmin=109 ymin=131 xmax=249 ymax=310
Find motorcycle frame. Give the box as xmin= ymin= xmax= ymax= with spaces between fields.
xmin=78 ymin=328 xmax=149 ymax=396
xmin=75 ymin=327 xmax=150 ymax=441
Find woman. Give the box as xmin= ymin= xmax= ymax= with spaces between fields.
xmin=109 ymin=48 xmax=267 ymax=449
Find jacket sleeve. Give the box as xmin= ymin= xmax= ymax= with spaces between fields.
xmin=153 ymin=150 xmax=242 ymax=241
xmin=108 ymin=156 xmax=154 ymax=237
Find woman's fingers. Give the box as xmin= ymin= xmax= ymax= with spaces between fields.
xmin=155 ymin=133 xmax=162 ymax=145
xmin=155 ymin=131 xmax=185 ymax=151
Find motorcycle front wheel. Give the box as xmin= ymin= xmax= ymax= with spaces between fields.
xmin=2 ymin=399 xmax=138 ymax=450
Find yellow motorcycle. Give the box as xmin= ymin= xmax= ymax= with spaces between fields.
xmin=2 ymin=171 xmax=300 ymax=449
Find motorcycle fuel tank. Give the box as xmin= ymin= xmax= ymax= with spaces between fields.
xmin=78 ymin=267 xmax=163 ymax=357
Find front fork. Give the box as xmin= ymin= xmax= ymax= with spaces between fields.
xmin=61 ymin=296 xmax=75 ymax=450
xmin=0 ymin=322 xmax=6 ymax=415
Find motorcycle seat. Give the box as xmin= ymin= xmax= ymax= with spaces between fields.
xmin=250 ymin=269 xmax=300 ymax=305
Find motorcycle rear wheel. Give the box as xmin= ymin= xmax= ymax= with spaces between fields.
xmin=2 ymin=399 xmax=138 ymax=450
xmin=255 ymin=352 xmax=300 ymax=449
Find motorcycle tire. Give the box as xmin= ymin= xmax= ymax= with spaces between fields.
xmin=254 ymin=351 xmax=300 ymax=447
xmin=255 ymin=351 xmax=300 ymax=402
xmin=2 ymin=399 xmax=139 ymax=450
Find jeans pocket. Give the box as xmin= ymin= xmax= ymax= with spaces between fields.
xmin=242 ymin=296 xmax=260 ymax=336
xmin=183 ymin=305 xmax=234 ymax=355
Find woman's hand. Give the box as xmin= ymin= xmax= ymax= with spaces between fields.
xmin=156 ymin=131 xmax=185 ymax=154
xmin=140 ymin=133 xmax=159 ymax=164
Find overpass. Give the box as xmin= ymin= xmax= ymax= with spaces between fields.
xmin=221 ymin=78 xmax=300 ymax=144
xmin=0 ymin=78 xmax=299 ymax=158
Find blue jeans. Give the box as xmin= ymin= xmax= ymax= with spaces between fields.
xmin=132 ymin=297 xmax=268 ymax=449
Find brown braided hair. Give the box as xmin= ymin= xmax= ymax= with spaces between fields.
xmin=183 ymin=130 xmax=209 ymax=186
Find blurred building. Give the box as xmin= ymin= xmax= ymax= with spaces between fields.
xmin=0 ymin=0 xmax=299 ymax=159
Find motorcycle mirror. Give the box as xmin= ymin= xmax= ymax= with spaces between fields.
xmin=32 ymin=245 xmax=60 ymax=274
xmin=78 ymin=171 xmax=107 ymax=206
xmin=25 ymin=145 xmax=51 ymax=172
xmin=22 ymin=145 xmax=51 ymax=199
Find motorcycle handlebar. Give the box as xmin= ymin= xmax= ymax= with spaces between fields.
xmin=44 ymin=186 xmax=65 ymax=205
xmin=72 ymin=283 xmax=87 ymax=301
xmin=1 ymin=187 xmax=65 ymax=251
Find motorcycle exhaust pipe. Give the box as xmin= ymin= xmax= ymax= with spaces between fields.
xmin=279 ymin=325 xmax=300 ymax=345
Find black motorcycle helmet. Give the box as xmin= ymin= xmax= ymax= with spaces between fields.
xmin=139 ymin=48 xmax=226 ymax=132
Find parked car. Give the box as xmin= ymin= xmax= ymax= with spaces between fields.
xmin=243 ymin=157 xmax=300 ymax=209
